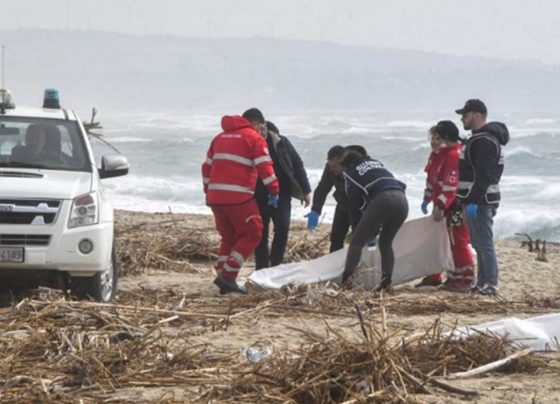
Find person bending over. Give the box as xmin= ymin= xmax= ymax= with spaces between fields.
xmin=340 ymin=150 xmax=408 ymax=290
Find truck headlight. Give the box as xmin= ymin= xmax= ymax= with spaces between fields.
xmin=68 ymin=192 xmax=98 ymax=228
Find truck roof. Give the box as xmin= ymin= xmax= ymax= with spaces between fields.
xmin=0 ymin=106 xmax=78 ymax=121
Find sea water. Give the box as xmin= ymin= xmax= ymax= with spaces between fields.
xmin=91 ymin=110 xmax=560 ymax=242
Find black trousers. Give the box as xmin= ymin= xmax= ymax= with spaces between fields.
xmin=329 ymin=205 xmax=351 ymax=253
xmin=344 ymin=190 xmax=409 ymax=285
xmin=255 ymin=196 xmax=292 ymax=269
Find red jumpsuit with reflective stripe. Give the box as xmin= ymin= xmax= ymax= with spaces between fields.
xmin=422 ymin=149 xmax=446 ymax=283
xmin=428 ymin=144 xmax=475 ymax=287
xmin=202 ymin=115 xmax=279 ymax=280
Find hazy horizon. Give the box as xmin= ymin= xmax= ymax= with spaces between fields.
xmin=2 ymin=1 xmax=560 ymax=64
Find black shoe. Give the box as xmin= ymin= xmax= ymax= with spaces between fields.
xmin=414 ymin=277 xmax=442 ymax=288
xmin=213 ymin=275 xmax=247 ymax=295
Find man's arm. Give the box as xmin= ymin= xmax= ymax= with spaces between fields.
xmin=285 ymin=138 xmax=312 ymax=194
xmin=251 ymin=133 xmax=279 ymax=196
xmin=201 ymin=140 xmax=214 ymax=194
xmin=311 ymin=163 xmax=335 ymax=214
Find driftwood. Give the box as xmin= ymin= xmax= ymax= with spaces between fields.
xmin=447 ymin=347 xmax=533 ymax=380
xmin=516 ymin=233 xmax=550 ymax=262
xmin=536 ymin=240 xmax=548 ymax=262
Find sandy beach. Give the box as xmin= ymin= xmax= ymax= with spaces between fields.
xmin=1 ymin=209 xmax=559 ymax=402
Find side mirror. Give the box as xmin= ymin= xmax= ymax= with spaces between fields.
xmin=99 ymin=154 xmax=129 ymax=179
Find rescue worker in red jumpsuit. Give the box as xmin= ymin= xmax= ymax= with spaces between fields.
xmin=415 ymin=126 xmax=446 ymax=287
xmin=202 ymin=108 xmax=279 ymax=294
xmin=418 ymin=121 xmax=475 ymax=292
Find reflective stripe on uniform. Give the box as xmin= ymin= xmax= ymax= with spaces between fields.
xmin=262 ymin=174 xmax=277 ymax=185
xmin=208 ymin=183 xmax=254 ymax=194
xmin=213 ymin=153 xmax=253 ymax=167
xmin=230 ymin=251 xmax=245 ymax=265
xmin=223 ymin=262 xmax=240 ymax=273
xmin=442 ymin=185 xmax=456 ymax=192
xmin=438 ymin=194 xmax=447 ymax=205
xmin=254 ymin=155 xmax=272 ymax=165
xmin=205 ymin=157 xmax=213 ymax=165
xmin=203 ymin=177 xmax=209 ymax=184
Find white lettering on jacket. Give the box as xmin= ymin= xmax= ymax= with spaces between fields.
xmin=355 ymin=160 xmax=383 ymax=176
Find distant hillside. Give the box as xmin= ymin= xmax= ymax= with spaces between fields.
xmin=1 ymin=29 xmax=560 ymax=113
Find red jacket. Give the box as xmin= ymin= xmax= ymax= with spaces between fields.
xmin=424 ymin=144 xmax=461 ymax=211
xmin=202 ymin=115 xmax=279 ymax=205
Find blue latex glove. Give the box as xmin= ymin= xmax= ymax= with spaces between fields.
xmin=304 ymin=210 xmax=320 ymax=229
xmin=421 ymin=201 xmax=430 ymax=215
xmin=267 ymin=194 xmax=279 ymax=208
xmin=466 ymin=203 xmax=478 ymax=220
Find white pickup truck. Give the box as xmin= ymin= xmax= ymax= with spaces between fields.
xmin=0 ymin=89 xmax=128 ymax=302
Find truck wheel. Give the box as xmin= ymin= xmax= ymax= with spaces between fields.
xmin=71 ymin=245 xmax=118 ymax=302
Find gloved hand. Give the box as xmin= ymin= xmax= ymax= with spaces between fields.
xmin=421 ymin=200 xmax=430 ymax=215
xmin=304 ymin=210 xmax=320 ymax=229
xmin=267 ymin=194 xmax=279 ymax=208
xmin=466 ymin=203 xmax=478 ymax=220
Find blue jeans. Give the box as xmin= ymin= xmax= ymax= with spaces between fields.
xmin=467 ymin=205 xmax=498 ymax=287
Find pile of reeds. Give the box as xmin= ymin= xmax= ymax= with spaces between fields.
xmin=201 ymin=307 xmax=556 ymax=403
xmin=0 ymin=285 xmax=558 ymax=402
xmin=114 ymin=214 xmax=331 ymax=276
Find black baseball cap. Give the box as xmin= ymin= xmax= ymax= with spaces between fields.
xmin=434 ymin=120 xmax=460 ymax=142
xmin=455 ymin=99 xmax=487 ymax=114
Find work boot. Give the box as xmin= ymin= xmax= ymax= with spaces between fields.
xmin=213 ymin=275 xmax=247 ymax=295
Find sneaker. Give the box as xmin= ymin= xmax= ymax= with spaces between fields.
xmin=213 ymin=275 xmax=248 ymax=295
xmin=479 ymin=285 xmax=498 ymax=296
xmin=469 ymin=285 xmax=484 ymax=294
xmin=415 ymin=277 xmax=442 ymax=288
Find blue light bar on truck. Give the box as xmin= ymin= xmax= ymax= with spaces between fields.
xmin=43 ymin=88 xmax=60 ymax=109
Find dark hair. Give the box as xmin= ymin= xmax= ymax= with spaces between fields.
xmin=340 ymin=149 xmax=365 ymax=168
xmin=327 ymin=145 xmax=344 ymax=160
xmin=242 ymin=108 xmax=265 ymax=124
xmin=434 ymin=120 xmax=460 ymax=142
xmin=266 ymin=121 xmax=279 ymax=134
xmin=345 ymin=145 xmax=368 ymax=158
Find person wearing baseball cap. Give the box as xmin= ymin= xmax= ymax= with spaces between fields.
xmin=455 ymin=99 xmax=509 ymax=296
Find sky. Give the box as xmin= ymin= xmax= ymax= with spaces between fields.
xmin=1 ymin=0 xmax=559 ymax=63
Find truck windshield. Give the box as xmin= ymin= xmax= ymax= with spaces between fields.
xmin=0 ymin=117 xmax=91 ymax=172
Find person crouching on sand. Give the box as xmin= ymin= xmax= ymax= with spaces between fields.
xmin=339 ymin=149 xmax=408 ymax=291
xmin=201 ymin=108 xmax=279 ymax=295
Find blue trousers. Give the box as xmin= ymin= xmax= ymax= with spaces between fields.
xmin=467 ymin=205 xmax=499 ymax=288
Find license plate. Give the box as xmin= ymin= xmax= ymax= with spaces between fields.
xmin=0 ymin=247 xmax=24 ymax=263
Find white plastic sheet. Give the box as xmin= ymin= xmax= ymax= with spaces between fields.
xmin=248 ymin=217 xmax=454 ymax=290
xmin=449 ymin=313 xmax=560 ymax=352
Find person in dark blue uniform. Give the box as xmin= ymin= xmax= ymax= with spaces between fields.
xmin=340 ymin=149 xmax=408 ymax=290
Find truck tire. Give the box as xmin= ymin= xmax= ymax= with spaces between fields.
xmin=70 ymin=245 xmax=118 ymax=302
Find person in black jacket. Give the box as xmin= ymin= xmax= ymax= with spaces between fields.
xmin=306 ymin=145 xmax=349 ymax=252
xmin=340 ymin=150 xmax=408 ymax=290
xmin=254 ymin=121 xmax=312 ymax=269
xmin=306 ymin=145 xmax=371 ymax=252
xmin=455 ymin=99 xmax=509 ymax=296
